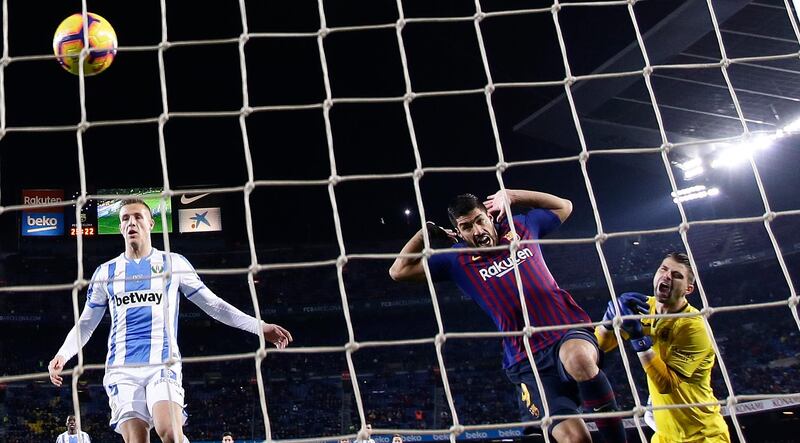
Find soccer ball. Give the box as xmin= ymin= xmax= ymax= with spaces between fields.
xmin=53 ymin=13 xmax=118 ymax=76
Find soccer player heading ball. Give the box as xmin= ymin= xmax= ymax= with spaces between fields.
xmin=48 ymin=198 xmax=292 ymax=443
xmin=390 ymin=189 xmax=627 ymax=443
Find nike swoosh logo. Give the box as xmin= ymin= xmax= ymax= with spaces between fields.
xmin=180 ymin=193 xmax=210 ymax=204
xmin=471 ymin=256 xmax=481 ymax=261
xmin=592 ymin=402 xmax=612 ymax=412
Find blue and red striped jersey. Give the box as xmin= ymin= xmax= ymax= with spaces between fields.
xmin=429 ymin=209 xmax=591 ymax=368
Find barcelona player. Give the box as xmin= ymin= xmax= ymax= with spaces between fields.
xmin=596 ymin=253 xmax=730 ymax=442
xmin=390 ymin=190 xmax=626 ymax=443
xmin=48 ymin=199 xmax=293 ymax=443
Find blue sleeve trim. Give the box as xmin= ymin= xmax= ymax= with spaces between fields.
xmin=87 ymin=301 xmax=107 ymax=308
xmin=184 ymin=285 xmax=207 ymax=299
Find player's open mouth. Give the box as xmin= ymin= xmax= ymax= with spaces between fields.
xmin=657 ymin=281 xmax=670 ymax=294
xmin=476 ymin=235 xmax=492 ymax=247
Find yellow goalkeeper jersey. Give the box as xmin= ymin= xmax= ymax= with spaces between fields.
xmin=642 ymin=296 xmax=730 ymax=443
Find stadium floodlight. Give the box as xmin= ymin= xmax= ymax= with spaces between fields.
xmin=741 ymin=134 xmax=774 ymax=151
xmin=676 ymin=158 xmax=702 ymax=171
xmin=671 ymin=185 xmax=720 ymax=203
xmin=683 ymin=166 xmax=704 ymax=180
xmin=710 ymin=144 xmax=749 ymax=169
xmin=674 ymin=157 xmax=704 ymax=180
xmin=783 ymin=117 xmax=800 ymax=133
xmin=711 ymin=132 xmax=777 ymax=169
xmin=672 ymin=185 xmax=706 ymax=197
xmin=683 ymin=165 xmax=704 ymax=180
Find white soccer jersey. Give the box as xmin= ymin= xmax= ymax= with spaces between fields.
xmin=57 ymin=248 xmax=263 ymax=367
xmin=56 ymin=431 xmax=91 ymax=443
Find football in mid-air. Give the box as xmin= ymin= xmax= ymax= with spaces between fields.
xmin=53 ymin=12 xmax=118 ymax=76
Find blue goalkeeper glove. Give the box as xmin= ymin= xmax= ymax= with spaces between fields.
xmin=603 ymin=292 xmax=652 ymax=352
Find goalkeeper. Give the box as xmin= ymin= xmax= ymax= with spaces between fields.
xmin=595 ymin=252 xmax=730 ymax=443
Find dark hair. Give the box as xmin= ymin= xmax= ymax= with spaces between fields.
xmin=447 ymin=194 xmax=487 ymax=228
xmin=666 ymin=252 xmax=694 ymax=284
xmin=65 ymin=415 xmax=76 ymax=423
xmin=223 ymin=432 xmax=233 ymax=438
xmin=120 ymin=198 xmax=152 ymax=216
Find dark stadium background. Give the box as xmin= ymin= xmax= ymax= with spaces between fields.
xmin=1 ymin=1 xmax=799 ymax=442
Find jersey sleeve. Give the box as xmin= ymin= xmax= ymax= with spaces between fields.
xmin=664 ymin=318 xmax=713 ymax=379
xmin=86 ymin=265 xmax=110 ymax=308
xmin=427 ymin=250 xmax=455 ymax=282
xmin=522 ymin=208 xmax=562 ymax=238
xmin=175 ymin=254 xmax=263 ymax=335
xmin=56 ymin=266 xmax=109 ymax=362
xmin=174 ymin=254 xmax=207 ymax=297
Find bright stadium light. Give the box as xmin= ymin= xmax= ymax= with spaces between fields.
xmin=710 ymin=144 xmax=749 ymax=169
xmin=783 ymin=117 xmax=800 ymax=133
xmin=671 ymin=185 xmax=720 ymax=203
xmin=747 ymin=134 xmax=774 ymax=150
xmin=710 ymin=132 xmax=779 ymax=169
xmin=683 ymin=166 xmax=704 ymax=180
xmin=674 ymin=157 xmax=704 ymax=180
xmin=672 ymin=185 xmax=706 ymax=196
xmin=677 ymin=158 xmax=702 ymax=170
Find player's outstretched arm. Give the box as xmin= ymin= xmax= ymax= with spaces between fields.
xmin=188 ymin=287 xmax=293 ymax=348
xmin=178 ymin=254 xmax=293 ymax=348
xmin=484 ymin=189 xmax=573 ymax=222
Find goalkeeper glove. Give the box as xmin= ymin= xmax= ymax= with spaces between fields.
xmin=604 ymin=292 xmax=652 ymax=352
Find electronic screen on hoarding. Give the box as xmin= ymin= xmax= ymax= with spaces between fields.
xmin=96 ymin=188 xmax=173 ymax=234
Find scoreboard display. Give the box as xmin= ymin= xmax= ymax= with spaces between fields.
xmin=66 ymin=190 xmax=97 ymax=237
xmin=70 ymin=226 xmax=97 ymax=237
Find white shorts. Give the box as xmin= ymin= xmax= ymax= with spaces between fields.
xmin=103 ymin=363 xmax=187 ymax=434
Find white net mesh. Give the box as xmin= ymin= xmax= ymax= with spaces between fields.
xmin=1 ymin=0 xmax=799 ymax=442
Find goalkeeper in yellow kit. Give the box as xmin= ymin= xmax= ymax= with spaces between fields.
xmin=595 ymin=252 xmax=730 ymax=443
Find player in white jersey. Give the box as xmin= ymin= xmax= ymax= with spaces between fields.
xmin=48 ymin=199 xmax=293 ymax=443
xmin=55 ymin=415 xmax=91 ymax=443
